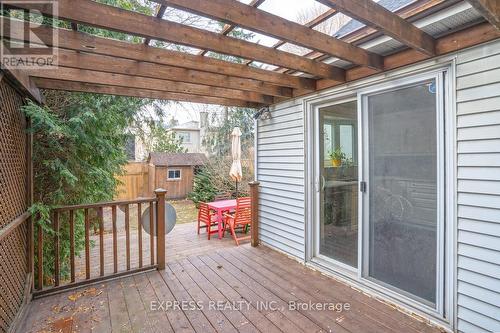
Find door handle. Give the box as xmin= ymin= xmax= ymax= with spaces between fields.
xmin=360 ymin=181 xmax=367 ymax=193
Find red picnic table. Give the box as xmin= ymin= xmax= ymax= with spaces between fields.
xmin=207 ymin=199 xmax=237 ymax=239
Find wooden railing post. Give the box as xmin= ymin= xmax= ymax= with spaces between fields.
xmin=155 ymin=188 xmax=167 ymax=270
xmin=249 ymin=181 xmax=260 ymax=247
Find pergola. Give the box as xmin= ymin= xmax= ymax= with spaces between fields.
xmin=2 ymin=0 xmax=500 ymax=107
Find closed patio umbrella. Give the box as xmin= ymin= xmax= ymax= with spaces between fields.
xmin=229 ymin=127 xmax=242 ymax=198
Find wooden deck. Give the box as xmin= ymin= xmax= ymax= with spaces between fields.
xmin=20 ymin=222 xmax=442 ymax=333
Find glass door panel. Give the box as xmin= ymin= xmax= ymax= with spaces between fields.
xmin=365 ymin=80 xmax=438 ymax=305
xmin=318 ymin=101 xmax=358 ymax=268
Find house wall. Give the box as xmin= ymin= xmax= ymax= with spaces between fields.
xmin=455 ymin=41 xmax=500 ymax=333
xmin=154 ymin=166 xmax=195 ymax=199
xmin=256 ymin=39 xmax=500 ymax=332
xmin=257 ymin=99 xmax=306 ymax=260
xmin=172 ymin=129 xmax=201 ymax=153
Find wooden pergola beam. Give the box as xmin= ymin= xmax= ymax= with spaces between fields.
xmin=468 ymin=0 xmax=500 ymax=30
xmin=315 ymin=22 xmax=500 ymax=91
xmin=278 ymin=0 xmax=451 ymax=75
xmin=13 ymin=0 xmax=345 ymax=80
xmin=7 ymin=47 xmax=291 ymax=97
xmin=244 ymin=8 xmax=337 ymax=66
xmin=27 ymin=68 xmax=275 ymax=104
xmin=144 ymin=4 xmax=167 ymax=45
xmin=0 ymin=67 xmax=43 ymax=103
xmin=0 ymin=49 xmax=43 ymax=103
xmin=198 ymin=0 xmax=265 ymax=56
xmin=50 ymin=49 xmax=292 ymax=97
xmin=161 ymin=0 xmax=383 ymax=69
xmin=34 ymin=78 xmax=261 ymax=107
xmin=316 ymin=0 xmax=436 ymax=55
xmin=3 ymin=18 xmax=315 ymax=91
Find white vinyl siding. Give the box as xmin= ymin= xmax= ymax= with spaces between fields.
xmin=257 ymin=100 xmax=305 ymax=259
xmin=455 ymin=39 xmax=500 ymax=333
xmin=256 ymin=38 xmax=500 ymax=332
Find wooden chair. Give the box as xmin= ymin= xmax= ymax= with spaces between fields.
xmin=214 ymin=192 xmax=234 ymax=214
xmin=223 ymin=197 xmax=251 ymax=246
xmin=197 ymin=202 xmax=218 ymax=240
xmin=214 ymin=192 xmax=231 ymax=201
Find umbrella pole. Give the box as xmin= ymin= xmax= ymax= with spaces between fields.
xmin=235 ymin=180 xmax=238 ymax=198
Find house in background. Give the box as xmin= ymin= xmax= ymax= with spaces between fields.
xmin=170 ymin=112 xmax=209 ymax=154
xmin=171 ymin=121 xmax=201 ymax=153
xmin=147 ymin=152 xmax=207 ymax=199
xmin=128 ymin=112 xmax=209 ymax=161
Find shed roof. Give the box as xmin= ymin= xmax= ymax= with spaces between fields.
xmin=148 ymin=153 xmax=208 ymax=166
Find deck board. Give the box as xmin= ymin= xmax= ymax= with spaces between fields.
xmin=245 ymin=246 xmax=437 ymax=333
xmin=146 ymin=270 xmax=194 ymax=333
xmin=133 ymin=273 xmax=174 ymax=333
xmin=108 ymin=279 xmax=132 ymax=332
xmin=20 ymin=222 xmax=444 ymax=333
xmin=227 ymin=247 xmax=399 ymax=333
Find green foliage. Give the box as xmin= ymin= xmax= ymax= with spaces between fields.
xmin=12 ymin=0 xmax=165 ymax=285
xmin=145 ymin=123 xmax=187 ymax=153
xmin=203 ymin=107 xmax=255 ymax=157
xmin=151 ymin=131 xmax=186 ymax=153
xmin=188 ymin=155 xmax=252 ymax=206
xmin=24 ymin=90 xmax=151 ymax=283
xmin=328 ymin=147 xmax=346 ymax=161
xmin=188 ymin=168 xmax=218 ymax=207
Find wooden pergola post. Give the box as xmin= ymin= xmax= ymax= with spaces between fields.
xmin=155 ymin=188 xmax=167 ymax=270
xmin=249 ymin=181 xmax=260 ymax=247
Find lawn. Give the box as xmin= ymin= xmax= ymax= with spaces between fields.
xmin=170 ymin=199 xmax=198 ymax=224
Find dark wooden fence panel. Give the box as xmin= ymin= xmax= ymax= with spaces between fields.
xmin=0 ymin=77 xmax=30 ymax=333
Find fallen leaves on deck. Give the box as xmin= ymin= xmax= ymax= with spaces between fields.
xmin=51 ymin=317 xmax=74 ymax=333
xmin=67 ymin=287 xmax=103 ymax=302
xmin=32 ymin=287 xmax=105 ymax=333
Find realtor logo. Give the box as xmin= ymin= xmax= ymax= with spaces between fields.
xmin=1 ymin=0 xmax=58 ymax=70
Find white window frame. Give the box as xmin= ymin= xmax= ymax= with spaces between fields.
xmin=303 ymin=62 xmax=456 ymax=329
xmin=177 ymin=131 xmax=191 ymax=143
xmin=312 ymin=96 xmax=359 ymax=278
xmin=167 ymin=168 xmax=182 ymax=181
xmin=358 ymin=70 xmax=446 ymax=317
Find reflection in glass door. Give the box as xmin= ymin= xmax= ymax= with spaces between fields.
xmin=317 ymin=101 xmax=358 ymax=268
xmin=363 ymin=79 xmax=441 ymax=306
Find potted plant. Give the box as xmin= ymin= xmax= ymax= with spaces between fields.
xmin=329 ymin=148 xmax=345 ymax=167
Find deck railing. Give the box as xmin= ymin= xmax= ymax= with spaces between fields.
xmin=26 ymin=182 xmax=260 ymax=297
xmin=31 ymin=189 xmax=167 ymax=297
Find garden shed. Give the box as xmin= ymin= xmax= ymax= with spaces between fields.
xmin=147 ymin=152 xmax=207 ymax=199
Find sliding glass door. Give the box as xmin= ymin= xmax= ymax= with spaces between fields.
xmin=316 ymin=100 xmax=358 ymax=268
xmin=361 ymin=76 xmax=443 ymax=307
xmin=312 ymin=72 xmax=445 ymax=312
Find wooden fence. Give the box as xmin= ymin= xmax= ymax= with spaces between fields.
xmin=115 ymin=162 xmax=149 ymax=200
xmin=115 ymin=157 xmax=254 ymax=200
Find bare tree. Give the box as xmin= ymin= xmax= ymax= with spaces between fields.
xmin=150 ymin=6 xmax=221 ymax=53
xmin=279 ymin=4 xmax=351 ymax=56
